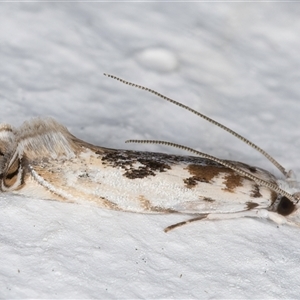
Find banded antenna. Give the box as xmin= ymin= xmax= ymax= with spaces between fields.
xmin=125 ymin=139 xmax=299 ymax=205
xmin=104 ymin=73 xmax=287 ymax=177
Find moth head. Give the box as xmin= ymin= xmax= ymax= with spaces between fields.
xmin=0 ymin=124 xmax=22 ymax=191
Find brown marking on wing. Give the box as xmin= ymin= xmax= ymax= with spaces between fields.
xmin=246 ymin=202 xmax=259 ymax=210
xmin=125 ymin=168 xmax=155 ymax=179
xmin=138 ymin=195 xmax=176 ymax=213
xmin=222 ymin=172 xmax=243 ymax=193
xmin=185 ymin=164 xmax=243 ymax=192
xmin=139 ymin=195 xmax=152 ymax=210
xmin=183 ymin=177 xmax=198 ymax=188
xmin=203 ymin=197 xmax=215 ymax=202
xmin=184 ymin=165 xmax=220 ymax=188
xmin=149 ymin=206 xmax=177 ymax=213
xmin=99 ymin=197 xmax=120 ymax=210
xmin=250 ymin=184 xmax=262 ymax=198
xmin=187 ymin=165 xmax=224 ymax=182
xmin=101 ymin=151 xmax=171 ymax=179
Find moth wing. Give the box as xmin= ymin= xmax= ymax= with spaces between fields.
xmin=26 ymin=146 xmax=277 ymax=215
xmin=225 ymin=160 xmax=279 ymax=182
xmin=168 ymin=159 xmax=278 ymax=214
xmin=170 ymin=193 xmax=272 ymax=215
xmin=13 ymin=118 xmax=279 ymax=216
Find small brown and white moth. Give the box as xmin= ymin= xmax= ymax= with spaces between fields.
xmin=1 ymin=74 xmax=299 ymax=232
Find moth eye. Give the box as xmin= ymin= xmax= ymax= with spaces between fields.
xmin=0 ymin=147 xmax=7 ymax=174
xmin=0 ymin=151 xmax=4 ymax=170
xmin=277 ymin=196 xmax=295 ymax=216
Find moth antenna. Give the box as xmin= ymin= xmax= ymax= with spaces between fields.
xmin=126 ymin=139 xmax=298 ymax=204
xmin=104 ymin=73 xmax=287 ymax=177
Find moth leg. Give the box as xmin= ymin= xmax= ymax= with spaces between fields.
xmin=164 ymin=211 xmax=256 ymax=232
xmin=164 ymin=209 xmax=284 ymax=232
xmin=266 ymin=211 xmax=300 ymax=227
xmin=164 ymin=214 xmax=208 ymax=232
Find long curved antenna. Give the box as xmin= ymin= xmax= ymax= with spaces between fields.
xmin=104 ymin=73 xmax=287 ymax=177
xmin=126 ymin=139 xmax=298 ymax=204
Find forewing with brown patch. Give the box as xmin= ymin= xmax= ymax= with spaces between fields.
xmin=5 ymin=118 xmax=280 ymax=217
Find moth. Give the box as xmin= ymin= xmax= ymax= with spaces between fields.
xmin=0 ymin=74 xmax=299 ymax=232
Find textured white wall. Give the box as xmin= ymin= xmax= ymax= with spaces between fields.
xmin=0 ymin=3 xmax=300 ymax=298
